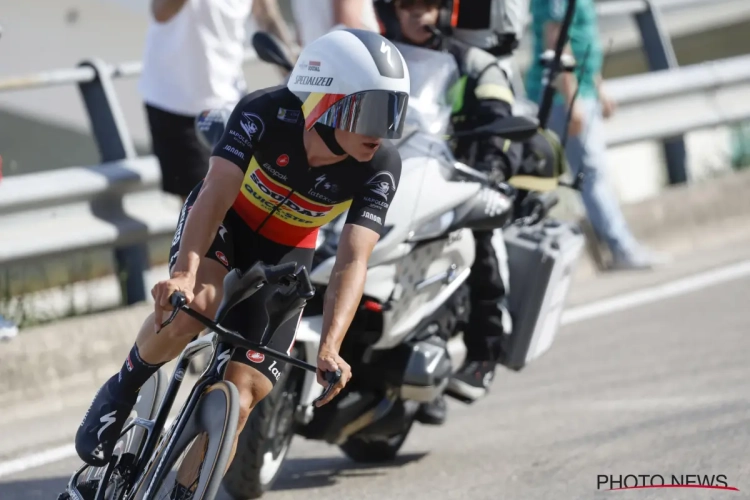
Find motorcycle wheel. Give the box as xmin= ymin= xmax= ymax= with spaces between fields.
xmin=222 ymin=348 xmax=303 ymax=499
xmin=339 ymin=418 xmax=415 ymax=463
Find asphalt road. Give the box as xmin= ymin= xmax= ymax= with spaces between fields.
xmin=2 ymin=246 xmax=750 ymax=500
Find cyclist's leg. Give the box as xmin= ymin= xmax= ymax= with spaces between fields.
xmin=75 ymin=182 xmax=235 ymax=466
xmin=224 ymin=309 xmax=301 ymax=465
xmin=134 ymin=257 xmax=226 ymax=364
xmin=173 ymin=240 xmax=310 ymax=485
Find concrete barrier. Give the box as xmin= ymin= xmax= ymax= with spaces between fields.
xmin=3 ymin=167 xmax=750 ymax=407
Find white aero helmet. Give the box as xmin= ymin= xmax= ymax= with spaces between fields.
xmin=287 ymin=28 xmax=411 ymax=140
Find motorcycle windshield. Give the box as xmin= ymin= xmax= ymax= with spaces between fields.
xmin=393 ymin=42 xmax=460 ymax=139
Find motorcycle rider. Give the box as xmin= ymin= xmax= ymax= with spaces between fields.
xmin=377 ymin=0 xmax=521 ymax=424
xmin=375 ymin=0 xmax=564 ymax=425
xmin=73 ymin=28 xmax=411 ymax=489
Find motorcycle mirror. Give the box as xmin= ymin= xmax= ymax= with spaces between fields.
xmin=450 ymin=115 xmax=539 ymax=143
xmin=252 ymin=31 xmax=294 ymax=72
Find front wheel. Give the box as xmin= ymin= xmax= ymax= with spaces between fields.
xmin=223 ymin=350 xmax=304 ymax=499
xmin=131 ymin=380 xmax=240 ymax=500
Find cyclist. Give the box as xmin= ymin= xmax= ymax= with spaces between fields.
xmin=375 ymin=0 xmax=563 ymax=425
xmin=74 ymin=28 xmax=410 ymax=474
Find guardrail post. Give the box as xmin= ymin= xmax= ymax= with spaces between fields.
xmin=78 ymin=59 xmax=148 ymax=305
xmin=634 ymin=0 xmax=689 ymax=185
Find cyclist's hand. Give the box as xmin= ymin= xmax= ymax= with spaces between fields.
xmin=151 ymin=272 xmax=196 ymax=331
xmin=315 ymin=347 xmax=352 ymax=407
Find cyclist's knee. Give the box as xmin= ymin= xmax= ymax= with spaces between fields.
xmin=225 ymin=363 xmax=273 ymax=429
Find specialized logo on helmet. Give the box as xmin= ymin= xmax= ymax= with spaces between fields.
xmin=366 ymin=171 xmax=397 ymax=201
xmin=294 ymin=76 xmax=333 ymax=87
xmin=380 ymin=41 xmax=394 ymax=68
xmin=346 ymin=30 xmax=405 ymax=79
xmin=240 ymin=112 xmax=265 ymax=142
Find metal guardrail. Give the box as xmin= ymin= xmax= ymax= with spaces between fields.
xmin=0 ymin=157 xmax=178 ymax=263
xmin=606 ymin=54 xmax=750 ymax=146
xmin=0 ymin=0 xmax=747 ymax=306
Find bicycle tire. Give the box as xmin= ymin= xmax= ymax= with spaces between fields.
xmin=132 ymin=380 xmax=239 ymax=500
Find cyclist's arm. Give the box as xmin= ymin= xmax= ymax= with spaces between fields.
xmin=319 ymin=224 xmax=379 ymax=353
xmin=171 ymin=91 xmax=270 ymax=278
xmin=170 ymin=160 xmax=243 ymax=278
xmin=151 ymin=0 xmax=188 ymax=23
xmin=319 ymin=146 xmax=402 ymax=353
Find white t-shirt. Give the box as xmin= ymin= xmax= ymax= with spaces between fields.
xmin=139 ymin=0 xmax=253 ymax=117
xmin=291 ymin=0 xmax=379 ymax=48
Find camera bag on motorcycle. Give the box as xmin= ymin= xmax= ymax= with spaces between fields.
xmin=499 ymin=218 xmax=585 ymax=371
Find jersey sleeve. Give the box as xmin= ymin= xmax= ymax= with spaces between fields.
xmin=211 ymin=90 xmax=272 ymax=173
xmin=345 ymin=145 xmax=402 ymax=235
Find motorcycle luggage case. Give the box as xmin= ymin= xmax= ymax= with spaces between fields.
xmin=500 ymin=219 xmax=585 ymax=371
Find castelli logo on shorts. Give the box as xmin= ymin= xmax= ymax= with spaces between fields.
xmin=246 ymin=350 xmax=265 ymax=363
xmin=215 ymin=251 xmax=229 ymax=267
xmin=276 ymin=154 xmax=289 ymax=167
xmin=125 ymin=355 xmax=133 ymax=372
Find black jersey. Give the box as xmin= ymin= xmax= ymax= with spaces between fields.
xmin=211 ymin=85 xmax=402 ymax=249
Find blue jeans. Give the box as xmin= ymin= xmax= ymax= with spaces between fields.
xmin=549 ymin=98 xmax=640 ymax=257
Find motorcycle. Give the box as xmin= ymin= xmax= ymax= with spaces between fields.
xmin=193 ymin=25 xmax=586 ymax=499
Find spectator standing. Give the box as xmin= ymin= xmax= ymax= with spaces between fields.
xmin=525 ymin=0 xmax=668 ymax=270
xmin=291 ymin=0 xmax=380 ymax=48
xmin=140 ymin=0 xmax=291 ymax=202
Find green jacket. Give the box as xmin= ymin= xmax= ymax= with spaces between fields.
xmin=525 ymin=0 xmax=604 ymax=105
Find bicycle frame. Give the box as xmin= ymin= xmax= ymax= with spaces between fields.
xmin=64 ymin=263 xmax=339 ymax=500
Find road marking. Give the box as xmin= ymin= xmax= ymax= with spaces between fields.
xmin=561 ymin=259 xmax=750 ymax=326
xmin=0 ymin=444 xmax=75 ymax=478
xmin=2 ymin=260 xmax=750 ymax=479
xmin=0 ymin=417 xmax=175 ymax=480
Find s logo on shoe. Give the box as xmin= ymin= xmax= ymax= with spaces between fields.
xmin=97 ymin=411 xmax=118 ymax=441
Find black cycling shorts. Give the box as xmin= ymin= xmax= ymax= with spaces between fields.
xmin=168 ymin=181 xmax=314 ymax=386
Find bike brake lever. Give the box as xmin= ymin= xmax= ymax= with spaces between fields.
xmin=157 ymin=292 xmax=188 ymax=333
xmin=312 ymin=369 xmax=342 ymax=406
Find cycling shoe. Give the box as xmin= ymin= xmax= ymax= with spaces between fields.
xmin=75 ymin=376 xmax=136 ymax=467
